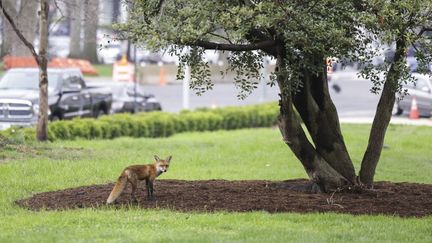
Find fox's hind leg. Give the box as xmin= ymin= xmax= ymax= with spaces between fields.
xmin=128 ymin=174 xmax=139 ymax=203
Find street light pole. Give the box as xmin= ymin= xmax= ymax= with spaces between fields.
xmin=259 ymin=59 xmax=268 ymax=102
xmin=183 ymin=64 xmax=190 ymax=110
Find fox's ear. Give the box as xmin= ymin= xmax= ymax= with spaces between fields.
xmin=154 ymin=155 xmax=161 ymax=161
xmin=166 ymin=155 xmax=172 ymax=163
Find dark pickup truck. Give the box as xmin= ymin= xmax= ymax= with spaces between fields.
xmin=0 ymin=68 xmax=112 ymax=130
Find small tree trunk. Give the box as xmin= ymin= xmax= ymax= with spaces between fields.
xmin=359 ymin=36 xmax=407 ymax=187
xmin=1 ymin=0 xmax=49 ymax=142
xmin=36 ymin=0 xmax=49 ymax=141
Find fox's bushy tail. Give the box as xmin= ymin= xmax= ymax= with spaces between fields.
xmin=106 ymin=173 xmax=128 ymax=204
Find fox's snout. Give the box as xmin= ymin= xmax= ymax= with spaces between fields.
xmin=157 ymin=165 xmax=168 ymax=174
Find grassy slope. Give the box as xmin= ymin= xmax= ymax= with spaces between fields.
xmin=0 ymin=125 xmax=431 ymax=242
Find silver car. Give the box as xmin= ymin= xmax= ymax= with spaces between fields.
xmin=393 ymin=73 xmax=432 ymax=117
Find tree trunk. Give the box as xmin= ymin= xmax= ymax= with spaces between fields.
xmin=359 ymin=36 xmax=408 ymax=187
xmin=112 ymin=0 xmax=121 ymax=23
xmin=68 ymin=0 xmax=82 ymax=58
xmin=82 ymin=0 xmax=99 ymax=63
xmin=37 ymin=0 xmax=49 ymax=141
xmin=292 ymin=58 xmax=356 ymax=185
xmin=276 ymin=52 xmax=351 ymax=192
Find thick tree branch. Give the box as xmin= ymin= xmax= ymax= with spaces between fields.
xmin=277 ymin=70 xmax=349 ymax=192
xmin=0 ymin=0 xmax=39 ymax=64
xmin=287 ymin=54 xmax=356 ymax=185
xmin=246 ymin=28 xmax=278 ymax=56
xmin=359 ymin=34 xmax=408 ymax=187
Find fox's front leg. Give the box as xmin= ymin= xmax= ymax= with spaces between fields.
xmin=148 ymin=180 xmax=155 ymax=200
xmin=145 ymin=179 xmax=150 ymax=198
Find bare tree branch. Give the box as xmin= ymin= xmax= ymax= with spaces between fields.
xmin=0 ymin=0 xmax=39 ymax=64
xmin=49 ymin=0 xmax=66 ymax=35
xmin=207 ymin=32 xmax=234 ymax=44
xmin=192 ymin=39 xmax=276 ymax=52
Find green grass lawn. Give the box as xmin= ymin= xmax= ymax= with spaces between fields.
xmin=0 ymin=125 xmax=431 ymax=242
xmin=91 ymin=64 xmax=113 ymax=77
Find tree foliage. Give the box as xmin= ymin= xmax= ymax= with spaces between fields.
xmin=358 ymin=0 xmax=432 ymax=95
xmin=121 ymin=1 xmax=369 ymax=94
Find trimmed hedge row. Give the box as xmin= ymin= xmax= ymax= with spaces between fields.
xmin=1 ymin=103 xmax=279 ymax=141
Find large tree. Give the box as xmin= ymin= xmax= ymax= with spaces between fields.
xmin=121 ymin=0 xmax=431 ymax=191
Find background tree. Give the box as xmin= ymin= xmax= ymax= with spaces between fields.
xmin=0 ymin=0 xmax=50 ymax=141
xmin=66 ymin=0 xmax=82 ymax=58
xmin=0 ymin=0 xmax=38 ymax=57
xmin=82 ymin=0 xmax=99 ymax=63
xmin=120 ymin=0 xmax=432 ymax=192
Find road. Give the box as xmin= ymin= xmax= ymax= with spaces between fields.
xmin=139 ymin=70 xmax=382 ymax=118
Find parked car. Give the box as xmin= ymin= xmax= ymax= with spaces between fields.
xmin=0 ymin=68 xmax=112 ymax=130
xmin=393 ymin=73 xmax=432 ymax=117
xmin=98 ymin=43 xmax=122 ymax=64
xmin=87 ymin=81 xmax=162 ymax=114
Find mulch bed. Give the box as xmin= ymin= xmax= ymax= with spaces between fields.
xmin=16 ymin=179 xmax=432 ymax=217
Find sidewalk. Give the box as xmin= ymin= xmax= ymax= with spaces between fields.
xmin=340 ymin=116 xmax=432 ymax=126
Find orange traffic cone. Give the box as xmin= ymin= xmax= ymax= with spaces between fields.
xmin=409 ymin=96 xmax=419 ymax=119
xmin=159 ymin=66 xmax=166 ymax=86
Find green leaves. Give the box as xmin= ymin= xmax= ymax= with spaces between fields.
xmin=226 ymin=51 xmax=263 ymax=99
xmin=120 ymin=0 xmax=431 ymax=97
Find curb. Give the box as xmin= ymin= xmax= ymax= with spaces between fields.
xmin=340 ymin=117 xmax=432 ymax=126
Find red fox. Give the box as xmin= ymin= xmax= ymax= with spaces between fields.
xmin=106 ymin=155 xmax=172 ymax=204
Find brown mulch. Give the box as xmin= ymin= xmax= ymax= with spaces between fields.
xmin=15 ymin=179 xmax=432 ymax=217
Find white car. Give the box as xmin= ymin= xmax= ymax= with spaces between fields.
xmin=393 ymin=73 xmax=432 ymax=117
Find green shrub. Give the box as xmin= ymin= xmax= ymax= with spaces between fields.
xmin=49 ymin=120 xmax=71 ymax=140
xmin=142 ymin=112 xmax=176 ymax=137
xmin=0 ymin=126 xmax=47 ymax=143
xmin=69 ymin=119 xmax=92 ymax=139
xmin=172 ymin=115 xmax=188 ymax=133
xmin=2 ymin=103 xmax=278 ymax=141
xmin=134 ymin=119 xmax=150 ymax=137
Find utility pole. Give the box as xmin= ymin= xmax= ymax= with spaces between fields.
xmin=133 ymin=44 xmax=137 ymax=113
